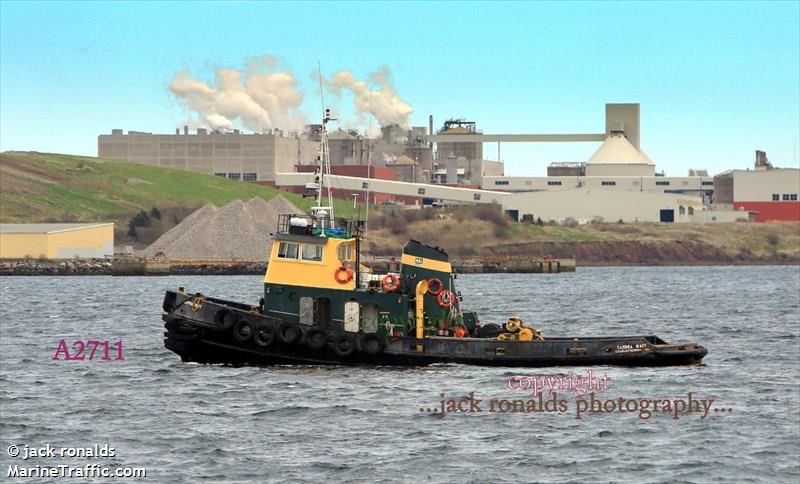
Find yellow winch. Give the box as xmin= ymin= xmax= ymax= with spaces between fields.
xmin=497 ymin=316 xmax=544 ymax=341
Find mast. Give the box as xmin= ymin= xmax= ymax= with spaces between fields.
xmin=312 ymin=66 xmax=335 ymax=228
xmin=364 ymin=90 xmax=372 ymax=235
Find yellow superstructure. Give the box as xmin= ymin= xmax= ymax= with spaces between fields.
xmin=264 ymin=236 xmax=359 ymax=290
xmin=0 ymin=223 xmax=114 ymax=259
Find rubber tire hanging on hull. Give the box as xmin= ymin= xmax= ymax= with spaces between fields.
xmin=278 ymin=322 xmax=302 ymax=345
xmin=215 ymin=309 xmax=236 ymax=330
xmin=305 ymin=328 xmax=328 ymax=350
xmin=253 ymin=321 xmax=276 ymax=347
xmin=233 ymin=319 xmax=254 ymax=343
xmin=359 ymin=334 xmax=385 ymax=355
xmin=333 ymin=333 xmax=357 ymax=357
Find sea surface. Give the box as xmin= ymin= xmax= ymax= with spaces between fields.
xmin=1 ymin=267 xmax=799 ymax=483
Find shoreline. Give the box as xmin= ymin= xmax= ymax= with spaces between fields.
xmin=1 ymin=258 xmax=797 ymax=276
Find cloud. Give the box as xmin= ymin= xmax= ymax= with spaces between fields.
xmin=170 ymin=57 xmax=413 ymax=132
xmin=325 ymin=66 xmax=413 ymax=129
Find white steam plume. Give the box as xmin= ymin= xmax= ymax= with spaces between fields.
xmin=169 ymin=57 xmax=305 ymax=132
xmin=325 ymin=66 xmax=413 ymax=129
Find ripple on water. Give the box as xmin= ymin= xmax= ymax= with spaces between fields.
xmin=0 ymin=269 xmax=798 ymax=483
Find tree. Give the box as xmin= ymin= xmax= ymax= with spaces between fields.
xmin=150 ymin=206 xmax=162 ymax=220
xmin=130 ymin=210 xmax=151 ymax=227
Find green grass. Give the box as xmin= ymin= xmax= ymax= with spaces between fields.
xmin=0 ymin=151 xmax=364 ymax=223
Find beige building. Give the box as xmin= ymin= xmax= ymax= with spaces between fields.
xmin=501 ymin=189 xmax=705 ymax=224
xmin=714 ymin=168 xmax=800 ymax=204
xmin=713 ymin=165 xmax=800 ymax=222
xmin=435 ymin=120 xmax=484 ymax=183
xmin=0 ymin=223 xmax=114 ymax=259
xmin=98 ymin=128 xmax=318 ymax=182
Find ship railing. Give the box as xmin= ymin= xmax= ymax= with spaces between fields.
xmin=277 ymin=213 xmax=364 ymax=238
xmin=357 ymin=269 xmax=396 ymax=290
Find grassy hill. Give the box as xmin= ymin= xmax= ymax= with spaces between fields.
xmin=0 ymin=151 xmax=363 ymax=223
xmin=0 ymin=151 xmax=370 ymax=247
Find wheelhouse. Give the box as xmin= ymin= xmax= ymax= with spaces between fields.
xmin=262 ymin=214 xmax=471 ymax=337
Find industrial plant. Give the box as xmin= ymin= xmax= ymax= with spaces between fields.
xmin=98 ymin=103 xmax=800 ymax=224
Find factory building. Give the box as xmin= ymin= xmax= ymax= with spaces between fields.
xmin=713 ymin=152 xmax=800 ymax=222
xmin=501 ymin=189 xmax=708 ymax=224
xmin=0 ymin=223 xmax=114 ymax=259
xmin=301 ymin=124 xmax=436 ymax=185
xmin=99 ymin=102 xmax=795 ymax=224
xmin=435 ymin=120 xmax=483 ymax=183
xmin=483 ymin=130 xmax=714 ymax=202
xmin=431 ymin=119 xmax=505 ymax=185
xmin=98 ymin=127 xmax=318 ymax=183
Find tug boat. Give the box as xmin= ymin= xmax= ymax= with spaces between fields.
xmin=161 ymin=109 xmax=707 ymax=368
xmin=162 ymin=221 xmax=707 ymax=367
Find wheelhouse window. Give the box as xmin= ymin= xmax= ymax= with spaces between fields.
xmin=601 ymin=181 xmax=616 ymax=186
xmin=547 ymin=181 xmax=562 ymax=186
xmin=277 ymin=242 xmax=299 ymax=259
xmin=772 ymin=194 xmax=780 ymax=200
xmin=301 ymin=244 xmax=323 ymax=262
xmin=337 ymin=243 xmax=354 ymax=262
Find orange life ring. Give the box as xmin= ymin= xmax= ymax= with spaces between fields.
xmin=381 ymin=273 xmax=400 ymax=292
xmin=427 ymin=278 xmax=444 ymax=296
xmin=437 ymin=290 xmax=454 ymax=308
xmin=334 ymin=266 xmax=354 ymax=284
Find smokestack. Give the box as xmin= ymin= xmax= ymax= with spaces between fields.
xmin=428 ymin=115 xmax=433 ymax=148
xmin=183 ymin=125 xmax=188 ymax=135
xmin=755 ymin=150 xmax=772 ymax=170
xmin=175 ymin=128 xmax=180 ymax=134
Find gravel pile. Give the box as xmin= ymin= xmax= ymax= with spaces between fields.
xmin=141 ymin=196 xmax=302 ymax=261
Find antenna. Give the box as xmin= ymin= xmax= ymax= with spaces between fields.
xmin=317 ymin=61 xmax=325 ymax=115
xmin=365 ymin=90 xmax=372 ymax=235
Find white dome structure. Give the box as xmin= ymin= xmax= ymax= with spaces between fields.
xmin=585 ymin=131 xmax=655 ymax=177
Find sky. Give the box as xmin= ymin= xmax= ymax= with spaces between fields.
xmin=1 ymin=0 xmax=798 ymax=177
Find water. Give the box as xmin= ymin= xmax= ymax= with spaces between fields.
xmin=1 ymin=267 xmax=799 ymax=483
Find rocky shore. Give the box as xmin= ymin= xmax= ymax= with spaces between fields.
xmin=2 ymin=238 xmax=798 ymax=277
xmin=481 ymin=240 xmax=800 ymax=266
xmin=1 ymin=259 xmax=113 ymax=276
